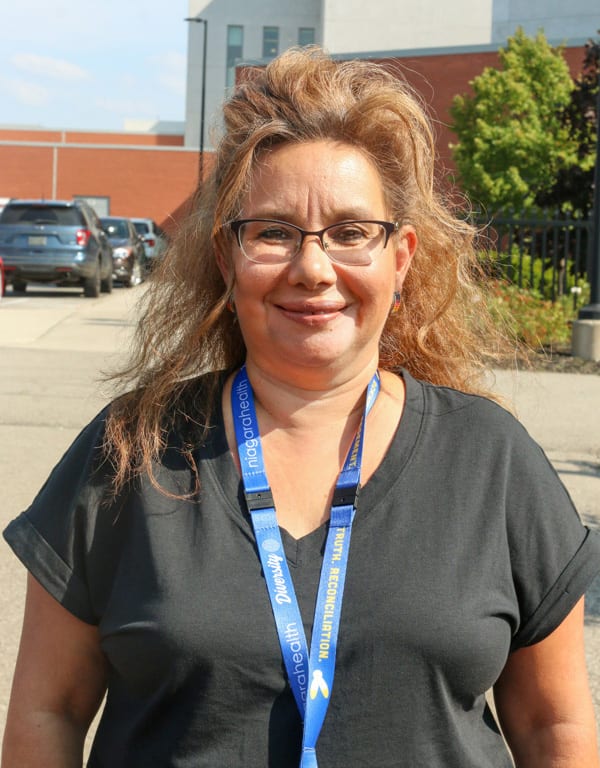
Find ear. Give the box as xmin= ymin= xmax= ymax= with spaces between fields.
xmin=394 ymin=224 xmax=417 ymax=290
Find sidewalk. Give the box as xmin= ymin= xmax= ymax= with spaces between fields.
xmin=489 ymin=367 xmax=600 ymax=524
xmin=490 ymin=367 xmax=600 ymax=747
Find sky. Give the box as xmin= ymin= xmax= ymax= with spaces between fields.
xmin=0 ymin=0 xmax=189 ymax=132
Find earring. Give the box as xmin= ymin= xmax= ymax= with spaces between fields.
xmin=225 ymin=289 xmax=236 ymax=315
xmin=390 ymin=290 xmax=402 ymax=315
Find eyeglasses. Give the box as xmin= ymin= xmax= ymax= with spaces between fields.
xmin=228 ymin=218 xmax=398 ymax=266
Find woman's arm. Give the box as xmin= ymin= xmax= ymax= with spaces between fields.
xmin=2 ymin=574 xmax=108 ymax=768
xmin=494 ymin=597 xmax=599 ymax=767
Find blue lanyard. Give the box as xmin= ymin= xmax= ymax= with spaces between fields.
xmin=232 ymin=366 xmax=380 ymax=768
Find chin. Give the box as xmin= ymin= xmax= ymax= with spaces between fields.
xmin=260 ymin=340 xmax=369 ymax=373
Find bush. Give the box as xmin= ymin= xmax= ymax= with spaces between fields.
xmin=482 ymin=249 xmax=588 ymax=300
xmin=486 ymin=280 xmax=590 ymax=348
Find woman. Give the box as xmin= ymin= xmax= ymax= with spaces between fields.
xmin=3 ymin=48 xmax=599 ymax=767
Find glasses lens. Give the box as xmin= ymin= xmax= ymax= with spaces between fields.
xmin=324 ymin=222 xmax=387 ymax=265
xmin=238 ymin=220 xmax=300 ymax=263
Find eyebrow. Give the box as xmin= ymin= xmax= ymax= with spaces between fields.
xmin=241 ymin=209 xmax=383 ymax=223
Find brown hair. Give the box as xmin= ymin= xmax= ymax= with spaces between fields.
xmin=105 ymin=47 xmax=509 ymax=492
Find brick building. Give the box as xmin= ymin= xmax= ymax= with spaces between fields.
xmin=0 ymin=41 xmax=590 ymax=229
xmin=0 ymin=128 xmax=199 ymax=234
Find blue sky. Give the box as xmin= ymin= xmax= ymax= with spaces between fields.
xmin=0 ymin=0 xmax=188 ymax=131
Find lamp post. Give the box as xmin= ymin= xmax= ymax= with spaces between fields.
xmin=184 ymin=15 xmax=208 ymax=183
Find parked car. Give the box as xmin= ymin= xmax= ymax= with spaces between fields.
xmin=130 ymin=217 xmax=168 ymax=268
xmin=0 ymin=199 xmax=113 ymax=297
xmin=0 ymin=256 xmax=5 ymax=300
xmin=100 ymin=216 xmax=145 ymax=287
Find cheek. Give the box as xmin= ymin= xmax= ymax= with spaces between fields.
xmin=346 ymin=264 xmax=395 ymax=306
xmin=232 ymin=262 xmax=283 ymax=306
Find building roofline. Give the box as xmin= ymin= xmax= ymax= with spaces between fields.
xmin=238 ymin=35 xmax=592 ymax=70
xmin=332 ymin=37 xmax=593 ymax=60
xmin=0 ymin=140 xmax=196 ymax=152
xmin=0 ymin=124 xmax=184 ymax=137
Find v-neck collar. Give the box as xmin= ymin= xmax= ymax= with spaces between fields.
xmin=203 ymin=368 xmax=424 ymax=554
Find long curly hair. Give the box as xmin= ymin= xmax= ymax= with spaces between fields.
xmin=104 ymin=47 xmax=510 ymax=493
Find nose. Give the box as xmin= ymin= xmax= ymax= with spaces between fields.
xmin=288 ymin=233 xmax=337 ymax=287
xmin=298 ymin=231 xmax=327 ymax=254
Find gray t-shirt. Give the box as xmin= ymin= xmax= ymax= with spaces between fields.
xmin=4 ymin=370 xmax=600 ymax=767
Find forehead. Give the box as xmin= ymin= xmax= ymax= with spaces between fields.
xmin=241 ymin=140 xmax=387 ymax=219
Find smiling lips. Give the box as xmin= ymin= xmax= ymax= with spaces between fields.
xmin=278 ymin=301 xmax=346 ymax=320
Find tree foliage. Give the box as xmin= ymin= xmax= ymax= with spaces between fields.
xmin=450 ymin=28 xmax=577 ymax=214
xmin=535 ymin=37 xmax=599 ymax=216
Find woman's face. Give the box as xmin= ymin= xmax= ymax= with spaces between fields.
xmin=221 ymin=139 xmax=416 ymax=384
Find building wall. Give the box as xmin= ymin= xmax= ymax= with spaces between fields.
xmin=185 ymin=0 xmax=600 ymax=154
xmin=321 ymin=0 xmax=492 ymax=52
xmin=0 ymin=130 xmax=198 ymax=233
xmin=0 ymin=128 xmax=184 ymax=147
xmin=491 ymin=0 xmax=600 ymax=42
xmin=185 ymin=0 xmax=321 ymax=149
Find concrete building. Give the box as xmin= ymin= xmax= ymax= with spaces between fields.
xmin=184 ymin=0 xmax=600 ymax=151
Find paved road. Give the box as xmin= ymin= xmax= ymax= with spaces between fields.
xmin=0 ymin=284 xmax=141 ymax=755
xmin=0 ymin=284 xmax=599 ymax=756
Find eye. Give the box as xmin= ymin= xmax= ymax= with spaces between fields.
xmin=252 ymin=223 xmax=295 ymax=242
xmin=326 ymin=223 xmax=371 ymax=246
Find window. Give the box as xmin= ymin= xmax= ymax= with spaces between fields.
xmin=0 ymin=203 xmax=83 ymax=226
xmin=73 ymin=195 xmax=110 ymax=217
xmin=226 ymin=25 xmax=244 ymax=87
xmin=262 ymin=26 xmax=279 ymax=59
xmin=298 ymin=27 xmax=315 ymax=46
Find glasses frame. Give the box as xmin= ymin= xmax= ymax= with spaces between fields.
xmin=228 ymin=218 xmax=398 ymax=265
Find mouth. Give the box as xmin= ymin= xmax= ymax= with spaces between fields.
xmin=277 ymin=302 xmax=347 ymax=323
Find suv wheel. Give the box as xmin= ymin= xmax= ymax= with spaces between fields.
xmin=101 ymin=270 xmax=113 ymax=294
xmin=83 ymin=264 xmax=101 ymax=298
xmin=123 ymin=259 xmax=142 ymax=288
xmin=12 ymin=279 xmax=27 ymax=293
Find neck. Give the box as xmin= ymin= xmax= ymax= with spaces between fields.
xmin=242 ymin=358 xmax=379 ymax=431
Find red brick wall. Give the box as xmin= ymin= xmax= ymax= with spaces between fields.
xmin=0 ymin=145 xmax=55 ymax=200
xmin=0 ymin=139 xmax=197 ymax=232
xmin=0 ymin=128 xmax=184 ymax=146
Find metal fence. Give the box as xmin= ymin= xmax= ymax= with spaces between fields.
xmin=474 ymin=210 xmax=592 ymax=305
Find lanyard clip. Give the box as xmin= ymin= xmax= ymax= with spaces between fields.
xmin=245 ymin=489 xmax=275 ymax=511
xmin=331 ymin=483 xmax=359 ymax=509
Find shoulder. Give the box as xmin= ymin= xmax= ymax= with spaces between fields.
xmin=402 ymin=368 xmax=522 ymax=437
xmin=399 ymin=368 xmax=560 ymax=490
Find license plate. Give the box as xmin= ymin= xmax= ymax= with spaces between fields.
xmin=28 ymin=235 xmax=47 ymax=246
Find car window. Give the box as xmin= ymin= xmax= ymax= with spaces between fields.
xmin=101 ymin=219 xmax=129 ymax=238
xmin=0 ymin=204 xmax=83 ymax=226
xmin=133 ymin=222 xmax=150 ymax=235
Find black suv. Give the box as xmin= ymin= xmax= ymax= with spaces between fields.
xmin=0 ymin=199 xmax=114 ymax=297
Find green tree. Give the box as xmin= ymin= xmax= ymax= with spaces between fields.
xmin=450 ymin=28 xmax=577 ymax=214
xmin=535 ymin=37 xmax=599 ymax=216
